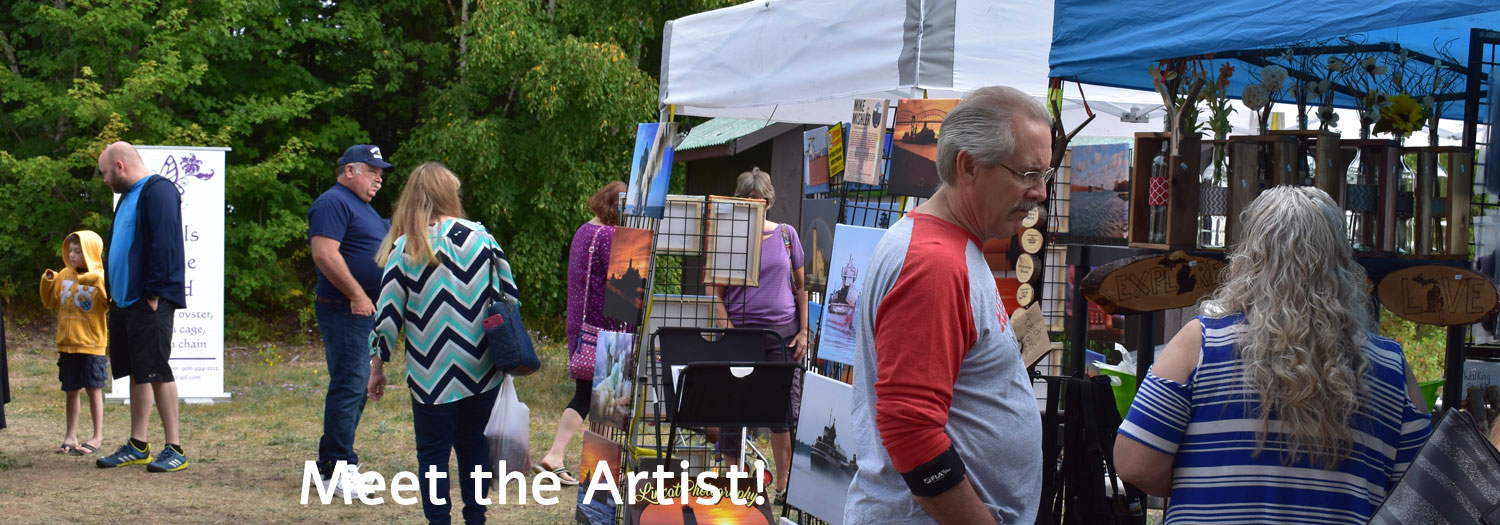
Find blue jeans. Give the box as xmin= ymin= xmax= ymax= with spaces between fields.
xmin=316 ymin=301 xmax=374 ymax=474
xmin=411 ymin=386 xmax=498 ymax=525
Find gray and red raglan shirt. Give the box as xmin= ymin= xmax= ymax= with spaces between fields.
xmin=844 ymin=211 xmax=1042 ymax=524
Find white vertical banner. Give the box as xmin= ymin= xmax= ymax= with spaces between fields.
xmin=108 ymin=145 xmax=230 ymax=403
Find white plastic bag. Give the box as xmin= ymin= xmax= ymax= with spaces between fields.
xmin=485 ymin=375 xmax=531 ymax=476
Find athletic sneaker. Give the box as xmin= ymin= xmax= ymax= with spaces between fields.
xmin=96 ymin=442 xmax=151 ymax=468
xmin=323 ymin=463 xmax=375 ymax=499
xmin=147 ymin=447 xmax=189 ymax=472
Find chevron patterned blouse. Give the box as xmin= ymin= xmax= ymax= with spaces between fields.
xmin=371 ymin=218 xmax=520 ymax=405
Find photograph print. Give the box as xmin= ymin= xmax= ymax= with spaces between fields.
xmin=845 ymin=98 xmax=886 ymax=186
xmin=887 ymin=98 xmax=959 ymax=198
xmin=589 ymin=330 xmax=637 ymax=431
xmin=627 ymin=474 xmax=773 ymax=525
xmin=1067 ymin=142 xmax=1131 ymax=242
xmin=804 ymin=126 xmax=831 ymax=195
xmin=800 ymin=198 xmax=838 ymax=295
xmin=604 ymin=226 xmax=653 ymax=325
xmin=575 ymin=430 xmax=623 ymax=525
xmin=625 ymin=122 xmax=677 ymax=219
xmin=817 ymin=224 xmax=886 ymax=366
xmin=787 ymin=372 xmax=857 ymax=525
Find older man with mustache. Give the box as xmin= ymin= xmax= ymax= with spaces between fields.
xmin=308 ymin=144 xmax=392 ymax=497
xmin=844 ymin=86 xmax=1051 ymax=525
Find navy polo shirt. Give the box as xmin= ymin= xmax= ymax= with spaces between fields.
xmin=308 ymin=183 xmax=389 ymax=301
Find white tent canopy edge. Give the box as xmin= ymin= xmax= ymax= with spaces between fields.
xmin=660 ymin=0 xmax=1161 ymax=129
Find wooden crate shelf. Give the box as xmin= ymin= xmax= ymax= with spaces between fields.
xmin=1128 ymin=132 xmax=1200 ymax=251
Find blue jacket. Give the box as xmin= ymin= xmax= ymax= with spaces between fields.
xmin=109 ymin=175 xmax=186 ymax=309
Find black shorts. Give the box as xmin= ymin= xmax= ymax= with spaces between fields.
xmin=108 ymin=301 xmax=177 ymax=384
xmin=58 ymin=353 xmax=108 ymax=391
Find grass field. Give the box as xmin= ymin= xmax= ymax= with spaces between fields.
xmin=0 ymin=320 xmax=587 ymax=524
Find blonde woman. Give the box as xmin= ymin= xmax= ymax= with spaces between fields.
xmin=367 ymin=162 xmax=518 ymax=525
xmin=706 ymin=167 xmax=808 ymax=501
xmin=1115 ymin=186 xmax=1432 ymax=524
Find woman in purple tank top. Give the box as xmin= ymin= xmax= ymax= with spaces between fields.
xmin=706 ymin=168 xmax=809 ymax=502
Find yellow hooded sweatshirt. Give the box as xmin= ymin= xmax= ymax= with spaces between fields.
xmin=40 ymin=230 xmax=109 ymax=355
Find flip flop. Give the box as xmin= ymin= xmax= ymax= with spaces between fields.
xmin=69 ymin=443 xmax=99 ymax=456
xmin=54 ymin=443 xmax=76 ymax=455
xmin=532 ymin=463 xmax=580 ymax=486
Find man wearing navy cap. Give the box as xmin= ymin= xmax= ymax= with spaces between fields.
xmin=309 ymin=144 xmax=391 ymax=496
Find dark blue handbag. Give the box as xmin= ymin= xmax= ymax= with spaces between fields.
xmin=483 ymin=248 xmax=539 ymax=376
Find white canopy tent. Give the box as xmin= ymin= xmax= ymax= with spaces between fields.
xmin=659 ymin=0 xmax=1470 ymax=142
xmin=659 ymin=0 xmax=1163 ymax=136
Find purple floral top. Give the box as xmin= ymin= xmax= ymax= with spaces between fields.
xmin=566 ymin=222 xmax=628 ymax=353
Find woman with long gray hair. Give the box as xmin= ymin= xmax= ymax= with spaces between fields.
xmin=1114 ymin=186 xmax=1432 ymax=524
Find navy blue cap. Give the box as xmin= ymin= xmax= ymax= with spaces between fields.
xmin=338 ymin=144 xmax=394 ymax=170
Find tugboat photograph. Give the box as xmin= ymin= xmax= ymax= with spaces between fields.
xmin=809 ymin=409 xmax=857 ymax=473
xmin=788 ymin=374 xmax=859 ymax=525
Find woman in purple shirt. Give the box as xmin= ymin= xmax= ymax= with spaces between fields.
xmin=707 ymin=167 xmax=809 ymax=501
xmin=537 ymin=181 xmax=629 ymax=485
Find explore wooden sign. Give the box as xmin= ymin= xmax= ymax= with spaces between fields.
xmin=1080 ymin=251 xmax=1226 ymax=315
xmin=1376 ymin=265 xmax=1500 ymax=326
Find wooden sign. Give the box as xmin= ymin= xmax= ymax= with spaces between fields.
xmin=1020 ymin=229 xmax=1044 ymax=254
xmin=1012 ymin=303 xmax=1051 ymax=368
xmin=1080 ymin=251 xmax=1226 ymax=315
xmin=1016 ymin=253 xmax=1037 ymax=282
xmin=1376 ymin=265 xmax=1500 ymax=326
xmin=1016 ymin=283 xmax=1035 ymax=306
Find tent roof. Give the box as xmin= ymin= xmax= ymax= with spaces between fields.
xmin=1048 ymin=1 xmax=1500 ymax=120
xmin=660 ymin=0 xmax=1159 ymax=127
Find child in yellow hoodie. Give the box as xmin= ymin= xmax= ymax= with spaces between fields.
xmin=40 ymin=231 xmax=109 ymax=456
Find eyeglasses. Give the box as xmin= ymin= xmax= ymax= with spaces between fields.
xmin=996 ymin=162 xmax=1055 ymax=188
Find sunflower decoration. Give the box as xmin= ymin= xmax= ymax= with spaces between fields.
xmin=1373 ymin=93 xmax=1425 ymax=138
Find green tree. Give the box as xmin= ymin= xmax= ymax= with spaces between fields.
xmin=398 ymin=0 xmax=737 ymax=320
xmin=0 ymin=0 xmax=741 ymax=337
xmin=0 ymin=1 xmax=382 ymax=336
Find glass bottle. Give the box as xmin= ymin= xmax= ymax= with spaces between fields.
xmin=1396 ymin=147 xmax=1415 ymax=255
xmin=1345 ymin=147 xmax=1372 ymax=252
xmin=1149 ymin=143 xmax=1169 ymax=244
xmin=1197 ymin=142 xmax=1228 ymax=249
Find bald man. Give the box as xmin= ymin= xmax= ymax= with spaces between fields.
xmin=93 ymin=142 xmax=189 ymax=473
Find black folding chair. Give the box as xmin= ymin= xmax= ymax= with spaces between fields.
xmin=649 ymin=327 xmax=802 ymax=469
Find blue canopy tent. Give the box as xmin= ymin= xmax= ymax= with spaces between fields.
xmin=1048 ymin=1 xmax=1500 ymax=122
xmin=1049 ymin=1 xmax=1500 ymax=417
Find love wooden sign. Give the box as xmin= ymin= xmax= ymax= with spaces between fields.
xmin=1376 ymin=265 xmax=1500 ymax=326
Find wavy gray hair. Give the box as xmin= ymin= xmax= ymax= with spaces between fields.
xmin=1199 ymin=186 xmax=1372 ymax=469
xmin=935 ymin=86 xmax=1052 ymax=185
xmin=735 ymin=167 xmax=775 ymax=208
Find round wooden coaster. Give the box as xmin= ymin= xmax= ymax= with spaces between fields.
xmin=1016 ymin=253 xmax=1036 ymax=282
xmin=1021 ymin=208 xmax=1041 ymax=228
xmin=1020 ymin=228 xmax=1044 ymax=254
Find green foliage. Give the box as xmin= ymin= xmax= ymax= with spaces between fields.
xmin=0 ymin=0 xmax=741 ymax=338
xmin=1379 ymin=308 xmax=1447 ymax=381
xmin=397 ymin=0 xmax=729 ymax=319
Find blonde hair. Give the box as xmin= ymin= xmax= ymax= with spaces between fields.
xmin=376 ymin=162 xmax=466 ymax=267
xmin=735 ymin=167 xmax=774 ymax=208
xmin=1199 ymin=186 xmax=1371 ymax=469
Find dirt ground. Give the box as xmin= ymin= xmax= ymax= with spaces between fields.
xmin=0 ymin=321 xmax=584 ymax=524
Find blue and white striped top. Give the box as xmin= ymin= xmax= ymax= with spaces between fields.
xmin=1119 ymin=314 xmax=1432 ymax=524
